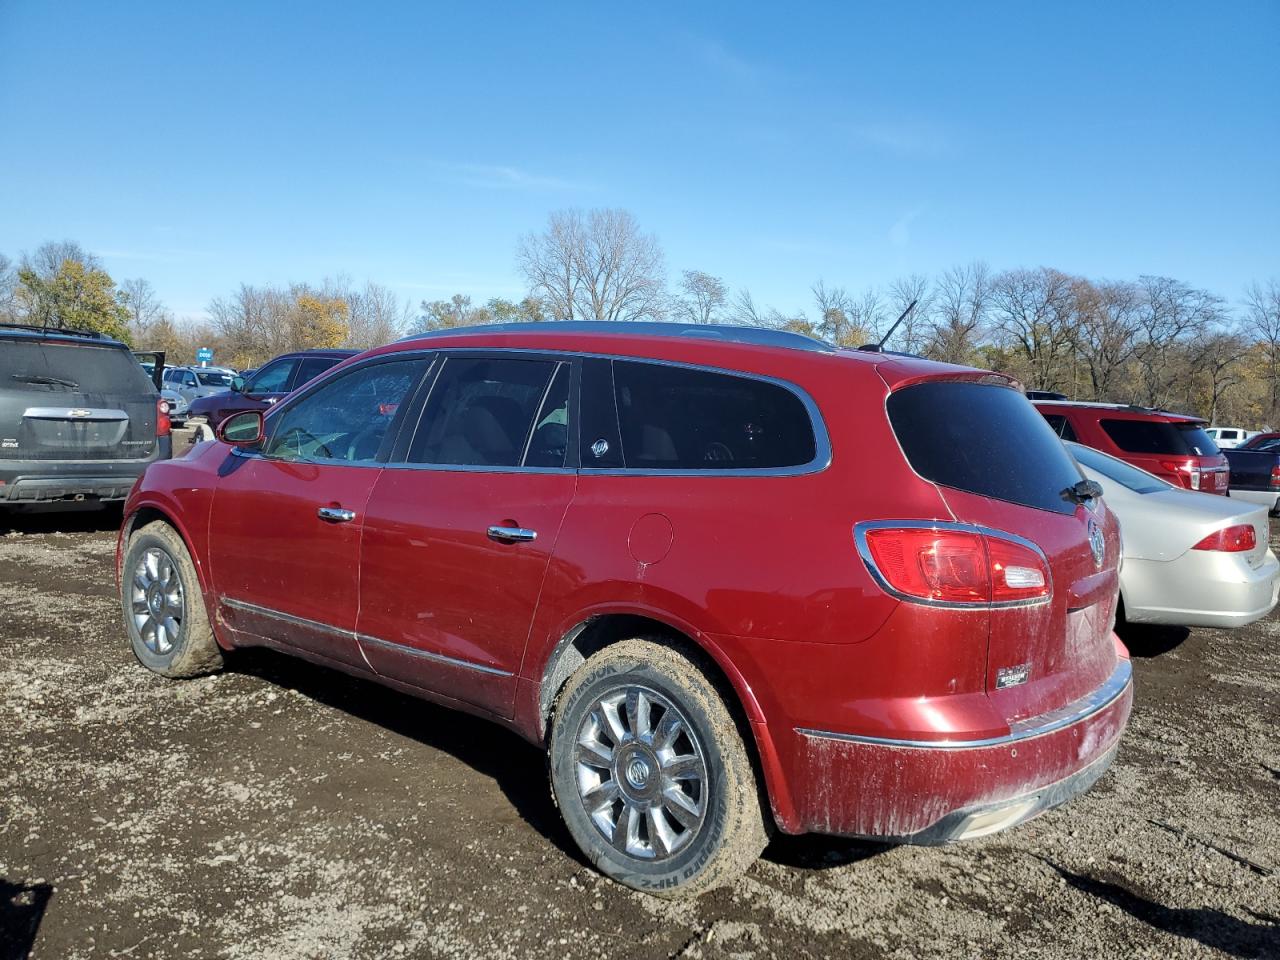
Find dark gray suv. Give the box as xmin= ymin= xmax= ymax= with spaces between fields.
xmin=0 ymin=323 xmax=171 ymax=509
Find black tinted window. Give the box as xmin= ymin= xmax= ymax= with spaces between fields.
xmin=265 ymin=359 xmax=423 ymax=463
xmin=524 ymin=363 xmax=571 ymax=468
xmin=888 ymin=381 xmax=1083 ymax=515
xmin=611 ymin=361 xmax=816 ymax=471
xmin=409 ymin=356 xmax=556 ymax=467
xmin=1 ymin=341 xmax=154 ymax=395
xmin=579 ymin=358 xmax=624 ymax=467
xmin=1101 ymin=419 xmax=1220 ymax=456
xmin=247 ymin=359 xmax=296 ymax=394
xmin=1041 ymin=413 xmax=1077 ymax=442
xmin=295 ymin=356 xmax=343 ymax=389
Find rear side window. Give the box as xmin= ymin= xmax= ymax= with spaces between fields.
xmin=295 ymin=355 xmax=343 ymax=388
xmin=1068 ymin=442 xmax=1168 ymax=494
xmin=888 ymin=381 xmax=1083 ymax=515
xmin=1 ymin=341 xmax=155 ymax=395
xmin=609 ymin=360 xmax=816 ymax=471
xmin=409 ymin=356 xmax=557 ymax=467
xmin=1041 ymin=413 xmax=1077 ymax=442
xmin=1101 ymin=419 xmax=1220 ymax=456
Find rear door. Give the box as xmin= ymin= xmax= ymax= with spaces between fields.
xmin=886 ymin=379 xmax=1121 ymax=723
xmin=0 ymin=340 xmax=158 ymax=464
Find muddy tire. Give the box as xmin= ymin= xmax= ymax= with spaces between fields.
xmin=121 ymin=520 xmax=223 ymax=678
xmin=548 ymin=639 xmax=770 ymax=897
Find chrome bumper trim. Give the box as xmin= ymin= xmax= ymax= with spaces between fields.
xmin=796 ymin=658 xmax=1132 ymax=750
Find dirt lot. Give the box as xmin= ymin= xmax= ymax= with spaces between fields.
xmin=1 ymin=506 xmax=1277 ymax=960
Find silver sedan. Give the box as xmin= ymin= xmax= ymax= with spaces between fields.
xmin=1068 ymin=442 xmax=1280 ymax=628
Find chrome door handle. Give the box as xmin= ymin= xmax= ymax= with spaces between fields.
xmin=318 ymin=506 xmax=356 ymax=522
xmin=487 ymin=525 xmax=537 ymax=542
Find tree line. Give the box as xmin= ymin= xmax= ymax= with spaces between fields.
xmin=3 ymin=214 xmax=1277 ymax=427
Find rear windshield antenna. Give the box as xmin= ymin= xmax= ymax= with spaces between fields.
xmin=858 ymin=299 xmax=918 ymax=353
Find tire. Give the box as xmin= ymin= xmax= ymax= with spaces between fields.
xmin=548 ymin=639 xmax=770 ymax=897
xmin=121 ymin=520 xmax=223 ymax=678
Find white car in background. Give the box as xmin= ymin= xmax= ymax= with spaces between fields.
xmin=1068 ymin=442 xmax=1280 ymax=628
xmin=1206 ymin=426 xmax=1259 ymax=449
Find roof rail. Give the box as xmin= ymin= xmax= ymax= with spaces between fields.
xmin=398 ymin=320 xmax=838 ymax=354
xmin=0 ymin=321 xmax=113 ymax=341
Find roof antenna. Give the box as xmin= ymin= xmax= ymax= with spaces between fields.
xmin=857 ymin=299 xmax=917 ymax=353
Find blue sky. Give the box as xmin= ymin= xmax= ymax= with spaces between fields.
xmin=1 ymin=1 xmax=1276 ymax=320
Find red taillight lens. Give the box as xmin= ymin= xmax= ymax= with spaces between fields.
xmin=1159 ymin=459 xmax=1200 ymax=489
xmin=860 ymin=526 xmax=1051 ymax=606
xmin=1270 ymin=466 xmax=1280 ymax=489
xmin=1192 ymin=524 xmax=1256 ymax=552
xmin=156 ymin=398 xmax=171 ymax=437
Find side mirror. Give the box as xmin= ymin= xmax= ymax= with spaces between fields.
xmin=217 ymin=410 xmax=264 ymax=446
xmin=231 ymin=376 xmax=246 ymax=393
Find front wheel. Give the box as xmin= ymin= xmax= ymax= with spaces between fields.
xmin=121 ymin=520 xmax=223 ymax=678
xmin=548 ymin=639 xmax=770 ymax=897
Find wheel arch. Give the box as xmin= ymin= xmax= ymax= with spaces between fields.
xmin=121 ymin=498 xmax=222 ymax=645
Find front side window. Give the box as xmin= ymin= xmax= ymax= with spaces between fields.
xmin=610 ymin=360 xmax=816 ymax=470
xmin=408 ymin=356 xmax=558 ymax=467
xmin=263 ymin=359 xmax=424 ymax=463
xmin=246 ymin=359 xmax=296 ymax=395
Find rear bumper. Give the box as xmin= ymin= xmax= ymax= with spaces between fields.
xmin=1123 ymin=551 xmax=1280 ymax=628
xmin=789 ymin=659 xmax=1132 ymax=841
xmin=1228 ymin=488 xmax=1280 ymax=512
xmin=0 ymin=440 xmax=171 ymax=504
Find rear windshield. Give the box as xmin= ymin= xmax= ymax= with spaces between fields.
xmin=1100 ymin=419 xmax=1219 ymax=457
xmin=887 ymin=381 xmax=1084 ymax=515
xmin=1067 ymin=442 xmax=1169 ymax=494
xmin=1 ymin=340 xmax=155 ymax=396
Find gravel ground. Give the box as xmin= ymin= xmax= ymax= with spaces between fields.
xmin=1 ymin=505 xmax=1277 ymax=959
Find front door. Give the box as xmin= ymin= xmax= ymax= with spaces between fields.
xmin=357 ymin=354 xmax=576 ymax=717
xmin=208 ymin=355 xmax=429 ymax=666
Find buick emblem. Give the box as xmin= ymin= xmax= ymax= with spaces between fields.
xmin=1088 ymin=518 xmax=1105 ymax=569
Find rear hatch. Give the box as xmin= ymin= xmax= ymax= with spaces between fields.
xmin=884 ymin=374 xmax=1121 ymax=723
xmin=0 ymin=339 xmax=158 ymax=461
xmin=1098 ymin=417 xmax=1228 ymax=494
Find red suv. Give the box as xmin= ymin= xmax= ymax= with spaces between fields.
xmin=117 ymin=323 xmax=1132 ymax=897
xmin=1035 ymin=401 xmax=1229 ymax=495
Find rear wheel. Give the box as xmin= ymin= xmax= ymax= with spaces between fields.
xmin=121 ymin=520 xmax=223 ymax=678
xmin=548 ymin=639 xmax=769 ymax=897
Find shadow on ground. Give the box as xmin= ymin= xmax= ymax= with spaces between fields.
xmin=0 ymin=504 xmax=123 ymax=537
xmin=1117 ymin=621 xmax=1190 ymax=658
xmin=1038 ymin=858 xmax=1278 ymax=958
xmin=0 ymin=879 xmax=53 ymax=960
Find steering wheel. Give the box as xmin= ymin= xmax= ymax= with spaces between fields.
xmin=703 ymin=441 xmax=734 ymax=463
xmin=278 ymin=426 xmax=333 ymax=460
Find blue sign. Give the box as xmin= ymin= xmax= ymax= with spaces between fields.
xmin=196 ymin=347 xmax=214 ymax=363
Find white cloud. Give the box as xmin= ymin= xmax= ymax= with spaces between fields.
xmin=438 ymin=162 xmax=596 ymax=192
xmin=889 ymin=208 xmax=924 ymax=248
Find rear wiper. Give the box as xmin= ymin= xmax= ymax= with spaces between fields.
xmin=1063 ymin=479 xmax=1104 ymax=504
xmin=10 ymin=374 xmax=79 ymax=389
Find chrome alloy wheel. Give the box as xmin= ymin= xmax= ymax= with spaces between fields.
xmin=574 ymin=685 xmax=708 ymax=860
xmin=130 ymin=547 xmax=184 ymax=656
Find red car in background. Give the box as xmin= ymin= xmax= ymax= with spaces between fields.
xmin=117 ymin=323 xmax=1132 ymax=897
xmin=1036 ymin=400 xmax=1229 ymax=495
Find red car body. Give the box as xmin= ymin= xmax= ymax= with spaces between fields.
xmin=1035 ymin=400 xmax=1229 ymax=495
xmin=119 ymin=325 xmax=1131 ymax=846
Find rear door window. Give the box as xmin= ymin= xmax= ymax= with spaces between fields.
xmin=608 ymin=360 xmax=817 ymax=471
xmin=887 ymin=381 xmax=1084 ymax=515
xmin=408 ymin=356 xmax=558 ymax=467
xmin=1100 ymin=419 xmax=1220 ymax=456
xmin=294 ymin=356 xmax=343 ymax=389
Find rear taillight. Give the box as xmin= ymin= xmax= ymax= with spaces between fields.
xmin=1270 ymin=466 xmax=1280 ymax=489
xmin=857 ymin=523 xmax=1052 ymax=607
xmin=156 ymin=398 xmax=171 ymax=437
xmin=1159 ymin=459 xmax=1200 ymax=489
xmin=1192 ymin=524 xmax=1256 ymax=552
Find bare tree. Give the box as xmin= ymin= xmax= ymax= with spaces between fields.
xmin=1191 ymin=329 xmax=1248 ymax=423
xmin=928 ymin=262 xmax=992 ymax=365
xmin=885 ymin=274 xmax=933 ymax=354
xmin=1245 ymin=280 xmax=1280 ymax=423
xmin=208 ymin=283 xmax=292 ymax=364
xmin=518 ymin=208 xmax=666 ymax=321
xmin=676 ymin=270 xmax=728 ymax=324
xmin=1070 ymin=278 xmax=1143 ymax=400
xmin=23 ymin=240 xmax=99 ymax=279
xmin=0 ymin=253 xmax=16 ymax=322
xmin=346 ymin=281 xmax=412 ymax=348
xmin=1132 ymin=276 xmax=1224 ymax=407
xmin=991 ymin=267 xmax=1076 ymax=390
xmin=118 ymin=277 xmax=169 ymax=343
xmin=729 ymin=288 xmax=766 ymax=327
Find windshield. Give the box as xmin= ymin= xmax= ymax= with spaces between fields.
xmin=195 ymin=370 xmax=232 ymax=386
xmin=1 ymin=340 xmax=155 ymax=395
xmin=1100 ymin=418 xmax=1219 ymax=457
xmin=1067 ymin=442 xmax=1170 ymax=494
xmin=887 ymin=381 xmax=1084 ymax=515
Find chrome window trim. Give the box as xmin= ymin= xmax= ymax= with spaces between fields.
xmin=222 ymin=597 xmax=513 ymax=677
xmin=853 ymin=518 xmax=1054 ymax=610
xmin=796 ymin=659 xmax=1131 ymax=750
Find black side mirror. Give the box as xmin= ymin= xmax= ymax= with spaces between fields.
xmin=217 ymin=410 xmax=264 ymax=445
xmin=231 ymin=376 xmax=246 ymax=393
